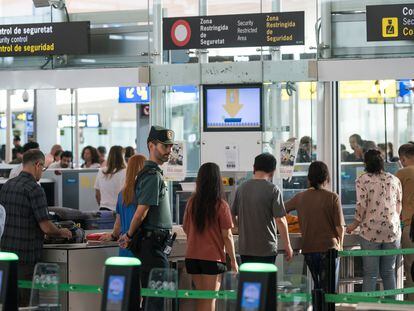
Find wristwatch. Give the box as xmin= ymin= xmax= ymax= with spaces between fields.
xmin=126 ymin=232 xmax=132 ymax=239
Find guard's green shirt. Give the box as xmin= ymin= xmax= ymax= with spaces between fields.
xmin=135 ymin=160 xmax=172 ymax=230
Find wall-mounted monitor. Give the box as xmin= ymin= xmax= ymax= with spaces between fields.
xmin=203 ymin=84 xmax=262 ymax=132
xmin=0 ymin=112 xmax=33 ymax=129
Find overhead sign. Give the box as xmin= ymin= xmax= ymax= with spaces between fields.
xmin=119 ymin=86 xmax=150 ymax=103
xmin=367 ymin=4 xmax=414 ymax=41
xmin=58 ymin=114 xmax=100 ymax=128
xmin=172 ymin=85 xmax=198 ymax=93
xmin=0 ymin=21 xmax=90 ymax=56
xmin=399 ymin=80 xmax=412 ymax=97
xmin=340 ymin=80 xmax=397 ymax=99
xmin=163 ymin=12 xmax=304 ymax=50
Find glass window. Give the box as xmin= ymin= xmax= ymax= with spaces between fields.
xmin=262 ymin=0 xmax=317 ymax=59
xmin=162 ymin=0 xmax=198 ymax=17
xmin=164 ymin=85 xmax=199 ymax=224
xmin=338 ymin=80 xmax=404 ymax=223
xmin=202 ymin=0 xmax=317 ymax=62
xmin=263 ymin=80 xmax=317 ymax=299
xmin=56 ymin=89 xmax=73 ymax=153
xmin=0 ymin=0 xmax=149 ymax=17
xmin=11 ymin=90 xmax=34 ymax=146
xmin=0 ymin=0 xmax=32 ymax=17
xmin=318 ymin=0 xmax=414 ymax=59
xmin=0 ymin=90 xmax=34 ymax=163
xmin=263 ymin=82 xmax=318 ymax=201
xmin=67 ymin=0 xmax=147 ymax=13
xmin=57 ymin=87 xmax=137 ymax=163
xmin=0 ymin=1 xmax=151 ymax=69
xmin=165 ymin=86 xmax=200 ymax=175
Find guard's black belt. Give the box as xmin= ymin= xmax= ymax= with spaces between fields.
xmin=142 ymin=229 xmax=169 ymax=239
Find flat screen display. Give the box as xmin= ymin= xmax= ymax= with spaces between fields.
xmin=106 ymin=275 xmax=125 ymax=311
xmin=241 ymin=282 xmax=261 ymax=311
xmin=203 ymin=84 xmax=262 ymax=132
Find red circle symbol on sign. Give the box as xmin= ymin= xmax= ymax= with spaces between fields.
xmin=171 ymin=19 xmax=192 ymax=47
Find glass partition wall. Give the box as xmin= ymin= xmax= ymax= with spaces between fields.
xmin=263 ymin=82 xmax=318 ymax=200
xmin=56 ymin=87 xmax=138 ymax=165
xmin=318 ymin=0 xmax=414 ymax=59
xmin=263 ymin=81 xmax=317 ymax=304
xmin=0 ymin=90 xmax=34 ymax=163
xmin=338 ymin=79 xmax=413 ymax=223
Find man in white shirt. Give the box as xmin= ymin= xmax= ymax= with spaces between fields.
xmin=48 ymin=151 xmax=73 ymax=169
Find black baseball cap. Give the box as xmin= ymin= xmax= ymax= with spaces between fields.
xmin=148 ymin=126 xmax=175 ymax=145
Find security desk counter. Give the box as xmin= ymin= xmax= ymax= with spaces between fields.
xmin=40 ymin=229 xmax=187 ymax=311
xmin=42 ymin=242 xmax=118 ymax=311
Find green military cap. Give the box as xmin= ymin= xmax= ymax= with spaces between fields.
xmin=148 ymin=125 xmax=175 ymax=145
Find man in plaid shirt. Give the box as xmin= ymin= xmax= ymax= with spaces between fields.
xmin=0 ymin=149 xmax=72 ymax=307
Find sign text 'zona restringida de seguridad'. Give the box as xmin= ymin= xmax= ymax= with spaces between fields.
xmin=0 ymin=21 xmax=90 ymax=56
xmin=163 ymin=12 xmax=304 ymax=50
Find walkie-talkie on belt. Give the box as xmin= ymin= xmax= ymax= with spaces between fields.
xmin=163 ymin=232 xmax=177 ymax=256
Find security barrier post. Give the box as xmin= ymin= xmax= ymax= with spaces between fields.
xmin=101 ymin=256 xmax=141 ymax=311
xmin=312 ymin=288 xmax=325 ymax=311
xmin=236 ymin=263 xmax=277 ymax=311
xmin=0 ymin=251 xmax=19 ymax=311
xmin=326 ymin=249 xmax=338 ymax=311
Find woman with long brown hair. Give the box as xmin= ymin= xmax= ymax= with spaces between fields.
xmin=81 ymin=145 xmax=100 ymax=168
xmin=94 ymin=146 xmax=126 ymax=210
xmin=100 ymin=154 xmax=147 ymax=257
xmin=183 ymin=162 xmax=238 ymax=311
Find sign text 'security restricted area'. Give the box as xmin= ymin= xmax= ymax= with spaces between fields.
xmin=163 ymin=12 xmax=304 ymax=50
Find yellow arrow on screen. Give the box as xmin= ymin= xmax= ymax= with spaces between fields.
xmin=223 ymin=89 xmax=243 ymax=117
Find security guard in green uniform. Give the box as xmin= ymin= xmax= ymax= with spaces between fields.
xmin=119 ymin=125 xmax=174 ymax=310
